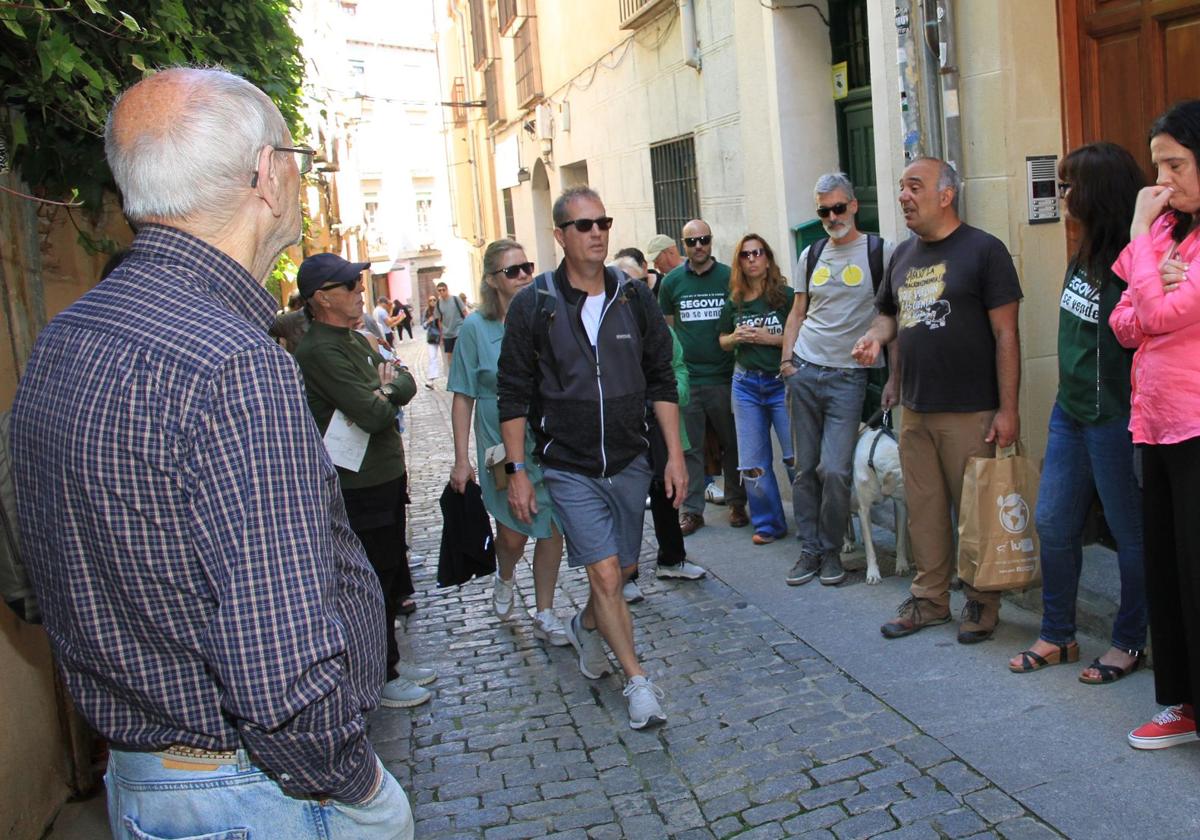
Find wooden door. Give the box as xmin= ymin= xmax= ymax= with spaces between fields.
xmin=1060 ymin=0 xmax=1200 ymax=170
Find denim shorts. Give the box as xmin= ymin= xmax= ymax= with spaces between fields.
xmin=106 ymin=749 xmax=413 ymax=840
xmin=542 ymin=454 xmax=651 ymax=568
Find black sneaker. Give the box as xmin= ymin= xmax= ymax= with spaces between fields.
xmin=786 ymin=554 xmax=820 ymax=586
xmin=819 ymin=554 xmax=845 ymax=586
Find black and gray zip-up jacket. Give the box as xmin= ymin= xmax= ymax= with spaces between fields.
xmin=497 ymin=263 xmax=677 ymax=478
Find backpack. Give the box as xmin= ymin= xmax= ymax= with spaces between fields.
xmin=803 ymin=233 xmax=885 ymax=295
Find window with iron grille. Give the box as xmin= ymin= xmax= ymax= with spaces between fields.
xmin=484 ymin=64 xmax=501 ymax=126
xmin=470 ymin=0 xmax=490 ymax=69
xmin=502 ymin=189 xmax=516 ymax=239
xmin=514 ymin=18 xmax=541 ymax=108
xmin=650 ymin=136 xmax=699 ymax=244
xmin=830 ymin=0 xmax=870 ymax=90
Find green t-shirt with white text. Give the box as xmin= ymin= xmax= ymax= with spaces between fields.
xmin=717 ymin=288 xmax=794 ymax=373
xmin=657 ymin=260 xmax=734 ymax=385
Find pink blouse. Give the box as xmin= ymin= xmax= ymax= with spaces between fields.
xmin=1109 ymin=214 xmax=1200 ymax=444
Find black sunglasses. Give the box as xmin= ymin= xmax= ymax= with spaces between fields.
xmin=816 ymin=202 xmax=850 ymax=218
xmin=558 ymin=216 xmax=613 ymax=232
xmin=683 ymin=235 xmax=712 ymax=247
xmin=493 ymin=262 xmax=535 ymax=279
xmin=739 ymin=248 xmax=765 ymax=260
xmin=317 ymin=278 xmax=358 ymax=293
xmin=1057 ymin=182 xmax=1071 ymax=199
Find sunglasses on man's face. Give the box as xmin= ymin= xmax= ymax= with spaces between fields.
xmin=683 ymin=235 xmax=712 ymax=247
xmin=493 ymin=262 xmax=535 ymax=279
xmin=739 ymin=248 xmax=765 ymax=261
xmin=318 ymin=278 xmax=359 ymax=293
xmin=816 ymin=202 xmax=850 ymax=218
xmin=558 ymin=216 xmax=614 ymax=233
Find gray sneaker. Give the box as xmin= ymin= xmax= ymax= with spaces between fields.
xmin=564 ymin=610 xmax=611 ymax=679
xmin=380 ymin=676 xmax=432 ymax=708
xmin=786 ymin=553 xmax=820 ymax=586
xmin=396 ymin=662 xmax=437 ymax=686
xmin=819 ymin=554 xmax=846 ymax=586
xmin=624 ymin=675 xmax=666 ymax=729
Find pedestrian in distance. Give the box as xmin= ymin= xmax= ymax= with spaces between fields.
xmin=853 ymin=156 xmax=1023 ymax=644
xmin=435 ymin=280 xmax=468 ymax=365
xmin=717 ymin=234 xmax=795 ymax=546
xmin=1109 ymin=99 xmax=1200 ymax=750
xmin=1007 ymin=143 xmax=1147 ymax=688
xmin=393 ymin=298 xmax=414 ymax=341
xmin=497 ymin=186 xmax=686 ymax=729
xmin=422 ymin=294 xmax=443 ymax=387
xmin=448 ymin=239 xmax=568 ymax=646
xmin=10 ymin=67 xmax=415 ymax=840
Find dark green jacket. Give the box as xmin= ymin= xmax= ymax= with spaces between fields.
xmin=295 ymin=320 xmax=416 ymax=489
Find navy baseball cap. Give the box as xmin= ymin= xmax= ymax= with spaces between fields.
xmin=297 ymin=253 xmax=370 ymax=298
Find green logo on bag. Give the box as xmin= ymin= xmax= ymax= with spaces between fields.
xmin=997 ymin=493 xmax=1029 ymax=534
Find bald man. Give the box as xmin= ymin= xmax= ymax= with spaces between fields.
xmin=10 ymin=69 xmax=414 ymax=839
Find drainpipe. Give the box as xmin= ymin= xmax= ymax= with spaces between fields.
xmin=933 ymin=0 xmax=964 ymax=214
xmin=679 ymin=0 xmax=701 ymax=70
xmin=917 ymin=0 xmax=943 ymax=160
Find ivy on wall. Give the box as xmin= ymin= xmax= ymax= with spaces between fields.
xmin=0 ymin=0 xmax=305 ymax=213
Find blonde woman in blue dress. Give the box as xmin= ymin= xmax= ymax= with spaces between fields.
xmin=448 ymin=240 xmax=567 ymax=644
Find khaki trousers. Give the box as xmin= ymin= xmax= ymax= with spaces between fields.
xmin=899 ymin=408 xmax=1001 ymax=610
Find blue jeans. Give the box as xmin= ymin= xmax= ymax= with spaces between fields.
xmin=106 ymin=750 xmax=413 ymax=840
xmin=786 ymin=358 xmax=868 ymax=558
xmin=1037 ymin=402 xmax=1147 ymax=651
xmin=731 ymin=367 xmax=793 ymax=537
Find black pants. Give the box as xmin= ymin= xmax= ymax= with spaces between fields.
xmin=343 ymin=475 xmax=413 ymax=681
xmin=631 ymin=422 xmax=686 ymax=582
xmin=398 ymin=319 xmax=413 ymax=340
xmin=1142 ymin=439 xmax=1200 ymax=713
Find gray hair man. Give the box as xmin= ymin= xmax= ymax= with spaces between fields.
xmin=780 ymin=173 xmax=895 ymax=587
xmin=10 ymin=68 xmax=414 ymax=839
xmin=853 ymin=157 xmax=1022 ymax=644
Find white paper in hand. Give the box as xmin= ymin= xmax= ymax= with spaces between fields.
xmin=323 ymin=409 xmax=369 ymax=471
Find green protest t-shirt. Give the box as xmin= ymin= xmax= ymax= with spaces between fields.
xmin=658 ymin=260 xmax=734 ymax=385
xmin=717 ymin=288 xmax=795 ymax=373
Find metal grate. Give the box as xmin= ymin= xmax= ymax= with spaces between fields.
xmin=830 ymin=0 xmax=870 ymax=90
xmin=650 ymin=135 xmax=700 ymax=246
xmin=470 ymin=0 xmax=490 ymax=69
xmin=484 ymin=64 xmax=501 ymax=126
xmin=514 ymin=18 xmax=541 ymax=107
xmin=451 ymin=77 xmax=467 ymax=127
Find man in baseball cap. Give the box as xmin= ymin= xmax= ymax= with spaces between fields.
xmin=297 ymin=252 xmax=371 ymax=299
xmin=644 ymin=234 xmax=683 ymax=278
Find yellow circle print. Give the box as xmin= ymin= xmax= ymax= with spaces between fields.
xmin=842 ymin=265 xmax=864 ymax=287
xmin=811 ymin=266 xmax=832 ymax=287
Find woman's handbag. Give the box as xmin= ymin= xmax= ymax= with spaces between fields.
xmin=425 ymin=321 xmax=441 ymax=345
xmin=484 ymin=442 xmax=509 ymax=490
xmin=956 ymin=444 xmax=1042 ymax=591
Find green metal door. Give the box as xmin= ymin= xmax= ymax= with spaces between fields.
xmin=831 ymin=0 xmax=877 ymax=233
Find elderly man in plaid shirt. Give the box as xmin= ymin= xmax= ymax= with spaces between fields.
xmin=10 ymin=69 xmax=412 ymax=839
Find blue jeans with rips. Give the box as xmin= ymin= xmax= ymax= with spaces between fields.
xmin=731 ymin=366 xmax=793 ymax=538
xmin=1037 ymin=402 xmax=1146 ymax=651
xmin=106 ymin=749 xmax=413 ymax=840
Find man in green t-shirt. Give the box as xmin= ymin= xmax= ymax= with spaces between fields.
xmin=658 ymin=219 xmax=747 ymax=534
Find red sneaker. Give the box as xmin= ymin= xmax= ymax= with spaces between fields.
xmin=1128 ymin=705 xmax=1197 ymax=750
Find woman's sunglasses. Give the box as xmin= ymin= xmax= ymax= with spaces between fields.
xmin=739 ymin=248 xmax=766 ymax=260
xmin=557 ymin=217 xmax=614 ymax=233
xmin=815 ymin=202 xmax=850 ymax=218
xmin=492 ymin=262 xmax=535 ymax=279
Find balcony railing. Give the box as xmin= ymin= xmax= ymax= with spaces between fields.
xmin=619 ymin=0 xmax=673 ymax=29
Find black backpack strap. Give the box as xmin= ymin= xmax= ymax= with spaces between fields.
xmin=803 ymin=237 xmax=830 ymax=295
xmin=867 ymin=233 xmax=884 ymax=294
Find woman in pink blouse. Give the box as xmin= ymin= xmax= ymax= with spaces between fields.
xmin=1109 ymin=99 xmax=1200 ymax=751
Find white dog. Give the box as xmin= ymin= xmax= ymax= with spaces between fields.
xmin=845 ymin=420 xmax=909 ymax=584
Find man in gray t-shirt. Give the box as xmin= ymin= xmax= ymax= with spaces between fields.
xmin=779 ymin=173 xmax=895 ymax=588
xmin=435 ymin=281 xmax=467 ymax=362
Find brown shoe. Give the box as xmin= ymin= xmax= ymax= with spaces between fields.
xmin=957 ymin=599 xmax=1000 ymax=644
xmin=680 ymin=512 xmax=705 ymax=536
xmin=728 ymin=504 xmax=749 ymax=528
xmin=881 ymin=596 xmax=951 ymax=639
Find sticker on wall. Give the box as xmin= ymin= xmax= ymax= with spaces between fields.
xmin=832 ymin=61 xmax=848 ymax=100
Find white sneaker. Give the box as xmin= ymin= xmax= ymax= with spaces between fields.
xmin=396 ymin=662 xmax=436 ymax=686
xmin=493 ymin=573 xmax=516 ymax=619
xmin=380 ymin=676 xmax=431 ymax=708
xmin=531 ymin=609 xmax=569 ymax=646
xmin=623 ymin=675 xmax=666 ymax=729
xmin=656 ymin=560 xmax=707 ymax=580
xmin=564 ymin=610 xmax=611 ymax=679
xmin=408 ymin=551 xmax=426 ymax=567
xmin=623 ymin=580 xmax=644 ymax=604
xmin=704 ymin=482 xmax=726 ymax=505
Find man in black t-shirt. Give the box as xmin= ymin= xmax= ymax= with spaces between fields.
xmin=853 ymin=157 xmax=1022 ymax=645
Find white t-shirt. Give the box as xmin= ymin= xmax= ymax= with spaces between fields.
xmin=373 ymin=305 xmax=390 ymax=335
xmin=581 ymin=292 xmax=606 ymax=347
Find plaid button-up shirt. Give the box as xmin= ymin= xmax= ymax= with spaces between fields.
xmin=10 ymin=225 xmax=385 ymax=803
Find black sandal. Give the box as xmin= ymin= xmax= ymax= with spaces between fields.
xmin=1009 ymin=640 xmax=1079 ymax=673
xmin=1078 ymin=650 xmax=1143 ymax=684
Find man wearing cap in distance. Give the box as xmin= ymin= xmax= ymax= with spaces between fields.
xmin=645 ymin=234 xmax=683 ymax=297
xmin=294 ymin=252 xmax=437 ymax=709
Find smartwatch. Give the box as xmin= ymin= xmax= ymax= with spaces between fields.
xmin=504 ymin=461 xmax=526 ymax=475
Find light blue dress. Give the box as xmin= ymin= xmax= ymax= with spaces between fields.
xmin=447 ymin=313 xmax=558 ymax=539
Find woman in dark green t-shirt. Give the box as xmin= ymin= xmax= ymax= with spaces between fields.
xmin=718 ymin=234 xmax=796 ymax=544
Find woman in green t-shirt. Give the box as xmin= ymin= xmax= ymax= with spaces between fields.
xmin=717 ymin=234 xmax=796 ymax=544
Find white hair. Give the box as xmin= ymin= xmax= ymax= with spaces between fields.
xmin=611 ymin=256 xmax=643 ymax=279
xmin=104 ymin=68 xmax=288 ymax=223
xmin=814 ymin=172 xmax=856 ymax=201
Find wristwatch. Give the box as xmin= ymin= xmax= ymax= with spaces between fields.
xmin=504 ymin=461 xmax=526 ymax=475
xmin=379 ymin=383 xmax=398 ymax=400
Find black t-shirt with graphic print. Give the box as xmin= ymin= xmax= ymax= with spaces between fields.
xmin=875 ymin=223 xmax=1022 ymax=413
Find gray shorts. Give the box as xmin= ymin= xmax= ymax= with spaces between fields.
xmin=542 ymin=455 xmax=651 ymax=569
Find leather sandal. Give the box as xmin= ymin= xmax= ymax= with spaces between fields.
xmin=1009 ymin=640 xmax=1079 ymax=673
xmin=1079 ymin=650 xmax=1143 ymax=684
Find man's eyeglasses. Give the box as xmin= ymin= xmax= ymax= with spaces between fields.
xmin=317 ymin=278 xmax=359 ymax=293
xmin=1057 ymin=182 xmax=1071 ymax=199
xmin=250 ymin=145 xmax=315 ymax=186
xmin=557 ymin=216 xmax=614 ymax=233
xmin=816 ymin=202 xmax=850 ymax=218
xmin=739 ymin=248 xmax=765 ymax=260
xmin=683 ymin=235 xmax=712 ymax=247
xmin=492 ymin=262 xmax=535 ymax=279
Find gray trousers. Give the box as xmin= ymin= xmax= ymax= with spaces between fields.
xmin=787 ymin=358 xmax=868 ymax=558
xmin=682 ymin=381 xmax=746 ymax=513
